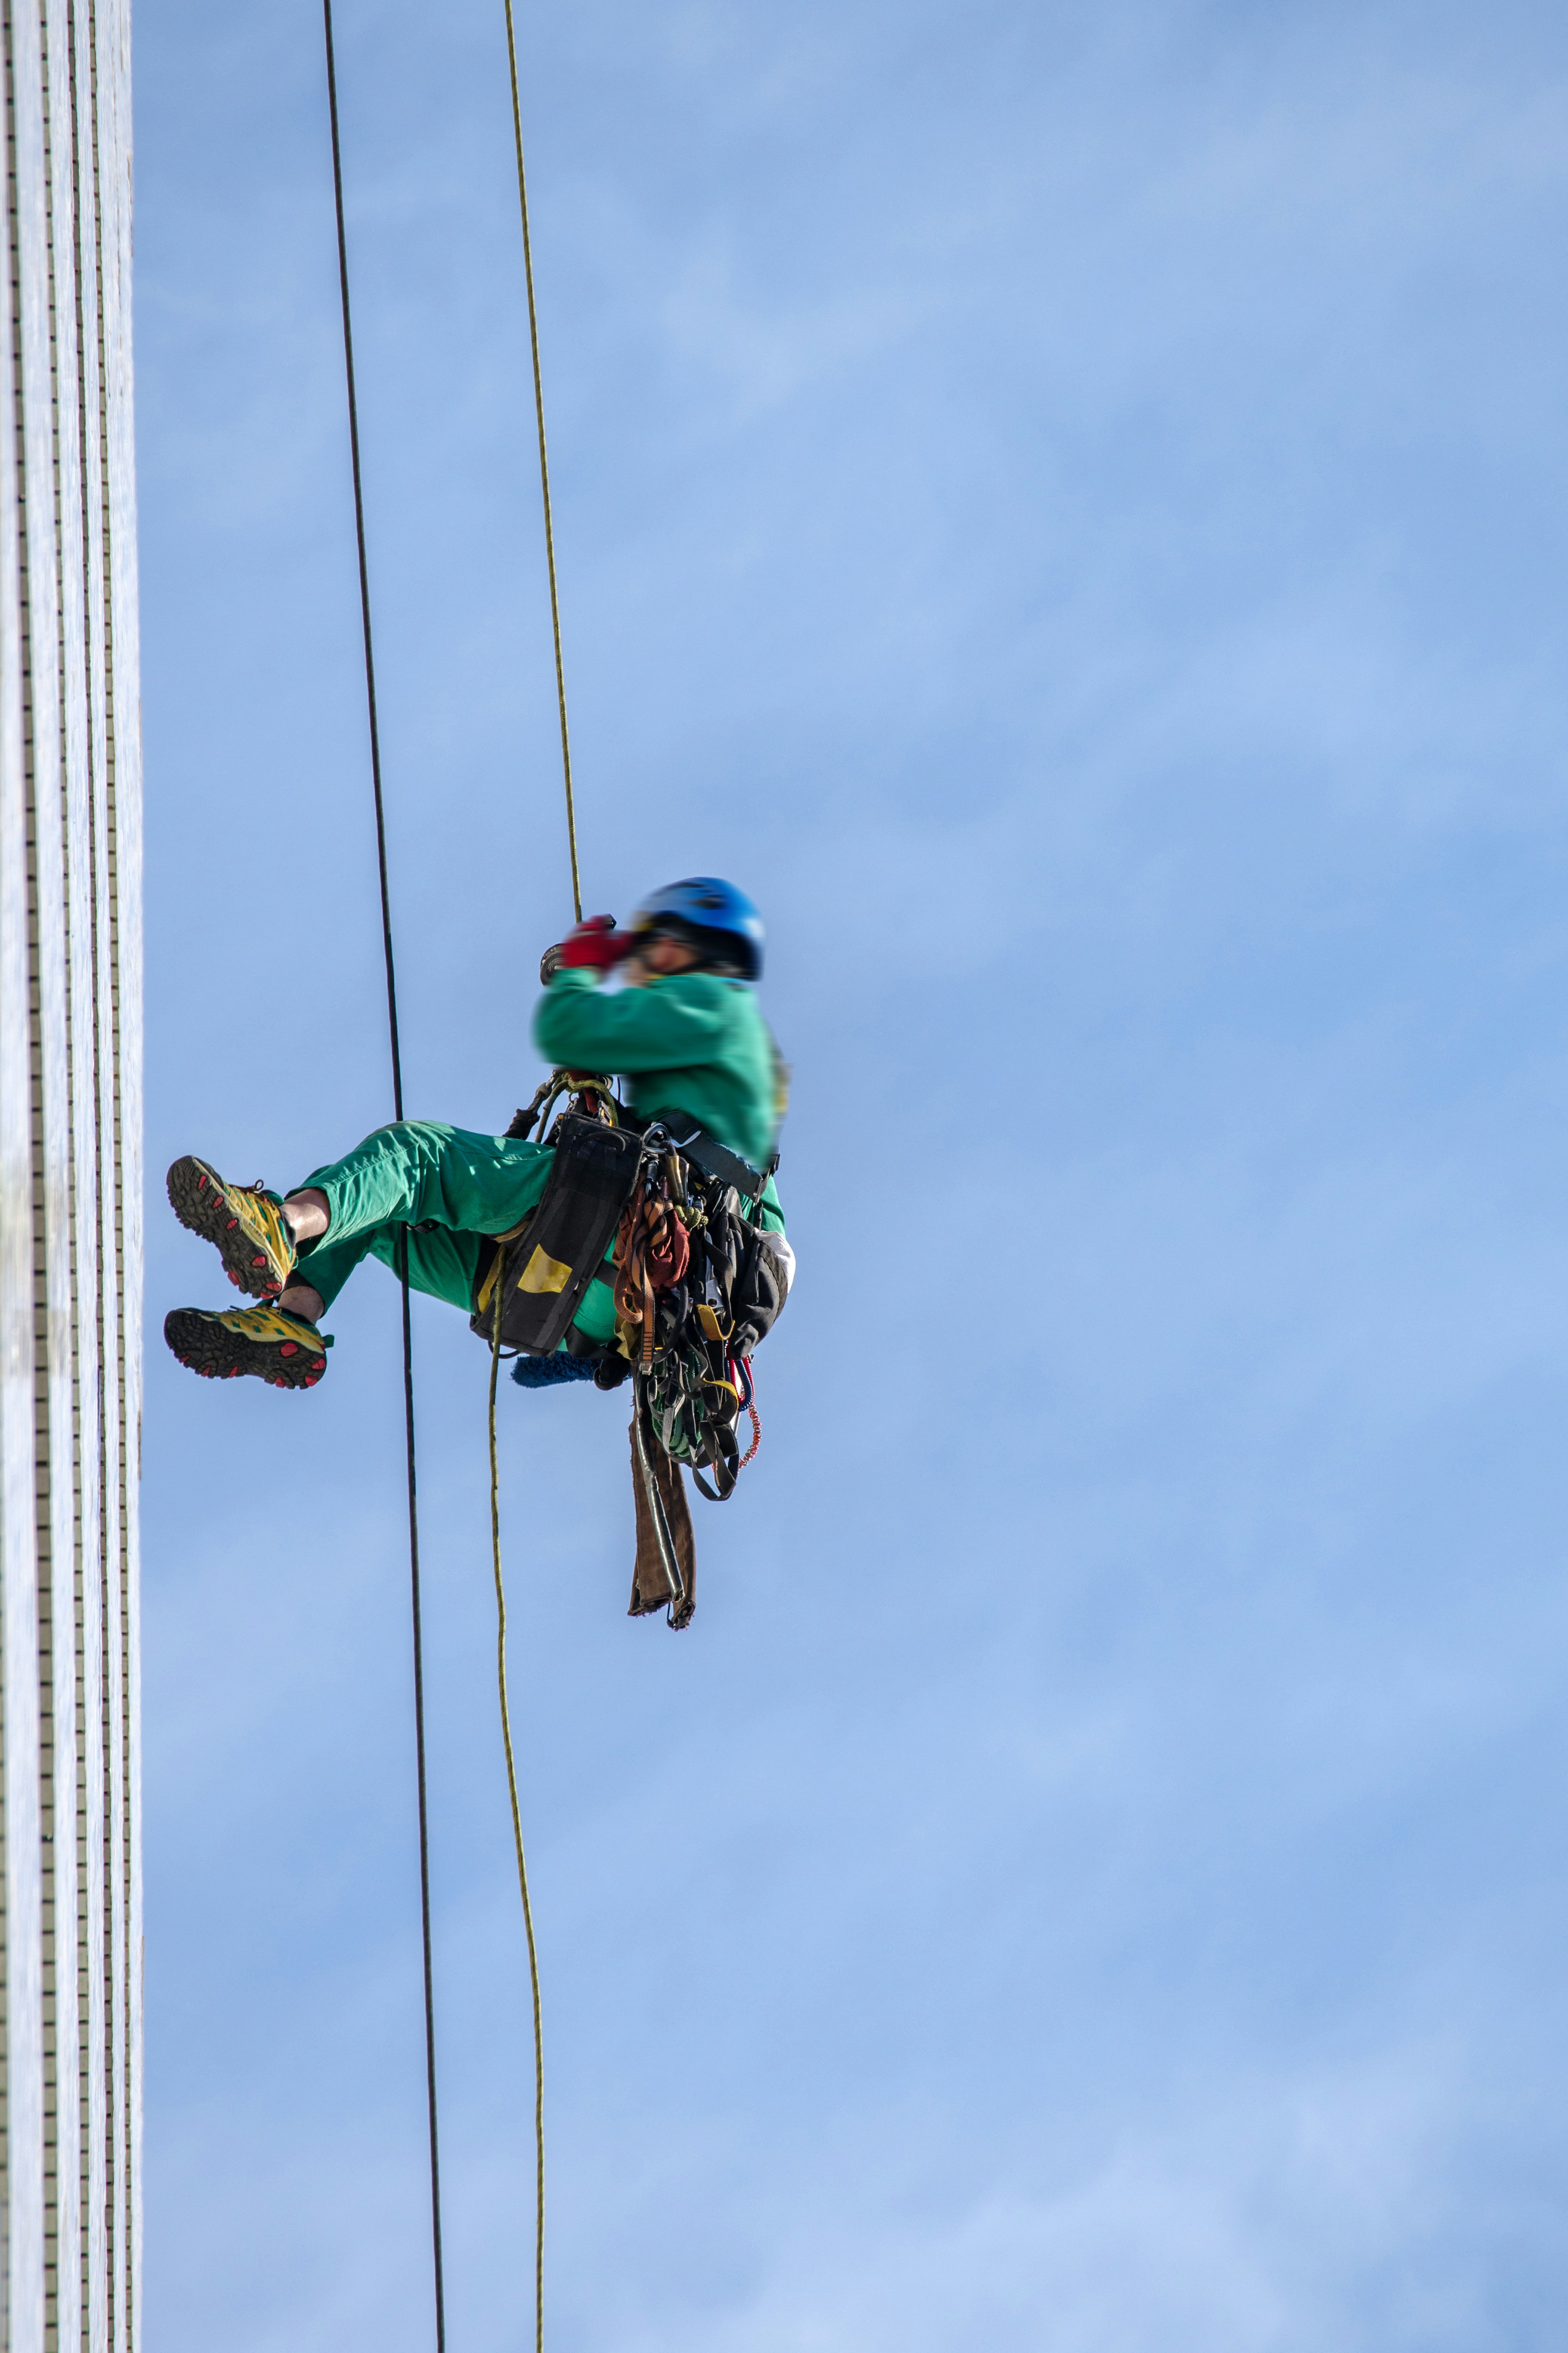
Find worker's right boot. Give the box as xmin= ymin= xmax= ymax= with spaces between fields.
xmin=167 ymin=1155 xmax=296 ymax=1298
xmin=164 ymin=1303 xmax=329 ymax=1389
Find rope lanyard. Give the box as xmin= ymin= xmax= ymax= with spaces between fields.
xmin=493 ymin=12 xmax=591 ymax=2345
xmin=490 ymin=1317 xmax=547 ymax=2353
xmin=503 ymin=0 xmax=582 ymax=922
xmin=322 ymin=8 xmax=448 ymax=2347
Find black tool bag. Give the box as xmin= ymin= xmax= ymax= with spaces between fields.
xmin=684 ymin=1182 xmax=787 ymax=1355
xmin=730 ymin=1223 xmax=789 ymax=1355
xmin=471 ymin=1113 xmax=643 ymax=1355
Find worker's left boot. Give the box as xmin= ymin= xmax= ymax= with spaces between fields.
xmin=166 ymin=1155 xmax=296 ymax=1298
xmin=164 ymin=1303 xmax=329 ymax=1389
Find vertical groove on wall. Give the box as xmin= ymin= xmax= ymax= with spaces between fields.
xmin=85 ymin=5 xmax=118 ymax=2340
xmin=0 ymin=4 xmax=16 ymax=2336
xmin=13 ymin=15 xmax=47 ymax=2322
xmin=9 ymin=42 xmax=48 ymax=2288
xmin=3 ymin=1 xmax=46 ymax=2342
xmin=84 ymin=7 xmax=109 ymax=2337
xmin=45 ymin=0 xmax=91 ymax=2341
xmin=39 ymin=19 xmax=65 ymax=2344
xmin=62 ymin=0 xmax=99 ymax=2340
xmin=74 ymin=11 xmax=107 ymax=2350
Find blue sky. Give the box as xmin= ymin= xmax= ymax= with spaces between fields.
xmin=136 ymin=1 xmax=1568 ymax=2345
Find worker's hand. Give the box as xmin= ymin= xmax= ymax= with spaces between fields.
xmin=540 ymin=914 xmax=635 ymax=985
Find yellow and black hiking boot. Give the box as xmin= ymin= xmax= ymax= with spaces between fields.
xmin=167 ymin=1155 xmax=296 ymax=1298
xmin=164 ymin=1303 xmax=330 ymax=1390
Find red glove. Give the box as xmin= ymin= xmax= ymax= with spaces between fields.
xmin=543 ymin=914 xmax=636 ymax=980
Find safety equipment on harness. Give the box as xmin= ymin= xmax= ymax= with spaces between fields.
xmin=614 ymin=1177 xmax=691 ymax=1371
xmin=620 ymin=1128 xmax=780 ymax=1511
xmin=488 ymin=1073 xmax=790 ymax=1626
xmin=631 ymin=877 xmax=765 ymax=980
xmin=729 ymin=1228 xmax=792 ymax=1358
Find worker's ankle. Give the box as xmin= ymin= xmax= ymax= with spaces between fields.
xmin=281 ymin=1187 xmax=330 ymax=1244
xmin=278 ymin=1283 xmax=325 ymax=1325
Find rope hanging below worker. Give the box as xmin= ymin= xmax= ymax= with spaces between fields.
xmin=321 ymin=7 xmax=448 ymax=2347
xmin=496 ymin=7 xmax=566 ymax=2343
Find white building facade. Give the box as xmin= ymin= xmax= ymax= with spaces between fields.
xmin=0 ymin=0 xmax=143 ymax=2346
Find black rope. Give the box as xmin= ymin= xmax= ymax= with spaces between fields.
xmin=323 ymin=8 xmax=447 ymax=2347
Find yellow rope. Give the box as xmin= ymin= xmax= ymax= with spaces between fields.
xmin=490 ymin=1314 xmax=547 ymax=2353
xmin=494 ymin=19 xmax=606 ymax=2339
xmin=502 ymin=0 xmax=582 ymax=923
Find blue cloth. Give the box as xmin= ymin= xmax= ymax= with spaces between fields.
xmin=510 ymin=1352 xmax=598 ymax=1390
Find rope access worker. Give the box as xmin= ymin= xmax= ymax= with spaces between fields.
xmin=163 ymin=879 xmax=792 ymax=1390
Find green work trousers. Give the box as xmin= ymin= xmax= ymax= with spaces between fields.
xmin=290 ymin=1119 xmax=619 ymax=1343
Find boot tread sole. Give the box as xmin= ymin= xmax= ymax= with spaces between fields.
xmin=167 ymin=1155 xmax=290 ymax=1299
xmin=164 ymin=1307 xmax=325 ymax=1390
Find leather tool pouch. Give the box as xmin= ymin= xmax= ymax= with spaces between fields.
xmin=471 ymin=1114 xmax=643 ymax=1355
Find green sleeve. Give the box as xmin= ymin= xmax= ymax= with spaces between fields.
xmin=532 ymin=969 xmax=733 ymax=1072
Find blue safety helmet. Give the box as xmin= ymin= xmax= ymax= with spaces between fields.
xmin=633 ymin=877 xmax=765 ymax=980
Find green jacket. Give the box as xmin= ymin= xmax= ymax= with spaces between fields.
xmin=532 ymin=968 xmax=786 ymax=1229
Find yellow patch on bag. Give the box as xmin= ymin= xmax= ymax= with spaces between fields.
xmin=517 ymin=1245 xmax=572 ymax=1296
